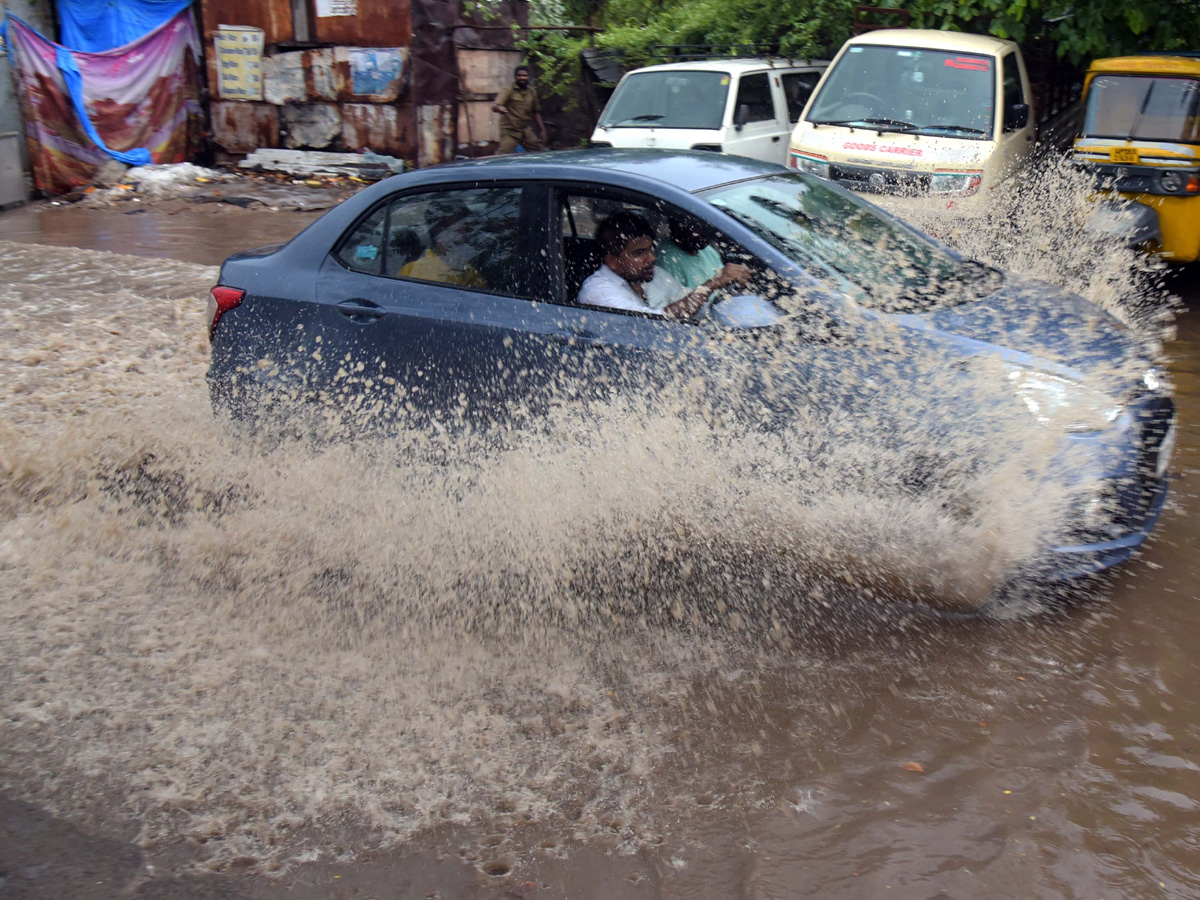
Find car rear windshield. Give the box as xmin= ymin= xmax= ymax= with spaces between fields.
xmin=807 ymin=44 xmax=996 ymax=140
xmin=1081 ymin=75 xmax=1200 ymax=143
xmin=703 ymin=173 xmax=990 ymax=313
xmin=599 ymin=70 xmax=731 ymax=130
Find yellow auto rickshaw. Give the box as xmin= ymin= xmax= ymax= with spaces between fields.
xmin=1072 ymin=53 xmax=1200 ymax=262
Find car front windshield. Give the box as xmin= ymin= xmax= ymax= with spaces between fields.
xmin=703 ymin=173 xmax=986 ymax=313
xmin=1081 ymin=75 xmax=1200 ymax=143
xmin=807 ymin=45 xmax=996 ymax=139
xmin=599 ymin=70 xmax=731 ymax=129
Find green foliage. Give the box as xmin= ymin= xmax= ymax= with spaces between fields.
xmin=519 ymin=30 xmax=592 ymax=103
xmin=519 ymin=0 xmax=857 ymax=101
xmin=518 ymin=0 xmax=1200 ymax=106
xmin=900 ymin=0 xmax=1200 ymax=64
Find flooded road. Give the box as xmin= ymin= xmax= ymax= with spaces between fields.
xmin=0 ymin=191 xmax=1197 ymax=899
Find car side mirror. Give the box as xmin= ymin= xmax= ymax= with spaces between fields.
xmin=734 ymin=104 xmax=750 ymax=132
xmin=711 ymin=294 xmax=783 ymax=329
xmin=1005 ymin=102 xmax=1029 ymax=132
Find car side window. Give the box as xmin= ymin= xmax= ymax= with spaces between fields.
xmin=558 ymin=188 xmax=753 ymax=314
xmin=335 ymin=205 xmax=387 ymax=276
xmin=781 ymin=72 xmax=819 ymax=122
xmin=735 ymin=73 xmax=777 ymax=123
xmin=335 ymin=186 xmax=526 ymax=295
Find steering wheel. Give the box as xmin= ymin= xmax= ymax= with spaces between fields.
xmin=841 ymin=92 xmax=884 ymax=107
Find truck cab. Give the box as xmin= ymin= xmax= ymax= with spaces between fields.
xmin=787 ymin=30 xmax=1041 ymax=212
xmin=590 ymin=59 xmax=828 ymax=166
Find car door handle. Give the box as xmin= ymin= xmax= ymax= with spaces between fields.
xmin=336 ymin=299 xmax=385 ymax=321
xmin=772 ymin=135 xmax=781 ymax=142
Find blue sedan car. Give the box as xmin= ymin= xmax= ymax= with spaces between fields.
xmin=206 ymin=149 xmax=1174 ymax=599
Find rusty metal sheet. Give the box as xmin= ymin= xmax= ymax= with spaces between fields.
xmin=263 ymin=49 xmax=342 ymax=104
xmin=280 ymin=103 xmax=342 ymax=149
xmin=307 ymin=49 xmax=340 ymax=100
xmin=456 ymin=48 xmax=521 ymax=97
xmin=211 ymin=100 xmax=280 ymax=154
xmin=341 ymin=103 xmax=414 ymax=158
xmin=312 ymin=0 xmax=411 ymax=46
xmin=416 ymin=103 xmax=455 ymax=167
xmin=457 ymin=100 xmax=499 ymax=149
xmin=200 ymin=0 xmax=294 ymax=89
xmin=334 ymin=47 xmax=406 ymax=103
xmin=262 ymin=51 xmax=306 ymax=104
xmin=200 ymin=0 xmax=295 ymax=42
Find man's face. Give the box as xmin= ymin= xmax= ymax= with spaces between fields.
xmin=515 ymin=70 xmax=530 ymax=88
xmin=608 ymin=236 xmax=656 ymax=283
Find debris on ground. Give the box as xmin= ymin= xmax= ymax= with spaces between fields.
xmin=238 ymin=148 xmax=407 ymax=179
xmin=52 ymin=159 xmax=386 ymax=213
xmin=123 ymin=163 xmax=231 ymax=196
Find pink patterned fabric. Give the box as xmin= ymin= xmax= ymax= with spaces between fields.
xmin=8 ymin=11 xmax=201 ymax=194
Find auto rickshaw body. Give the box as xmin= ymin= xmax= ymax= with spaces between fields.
xmin=1072 ymin=53 xmax=1200 ymax=262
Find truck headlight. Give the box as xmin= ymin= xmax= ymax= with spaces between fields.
xmin=929 ymin=172 xmax=983 ymax=196
xmin=792 ymin=154 xmax=829 ymax=179
xmin=1007 ymin=366 xmax=1122 ymax=433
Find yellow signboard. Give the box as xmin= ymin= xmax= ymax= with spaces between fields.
xmin=214 ymin=26 xmax=264 ymax=101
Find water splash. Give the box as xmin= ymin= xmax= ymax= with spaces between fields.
xmin=0 ymin=160 xmax=1176 ymax=878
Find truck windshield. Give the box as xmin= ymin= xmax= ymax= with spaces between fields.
xmin=807 ymin=45 xmax=996 ymax=140
xmin=703 ymin=173 xmax=993 ymax=313
xmin=599 ymin=71 xmax=731 ymax=129
xmin=1081 ymin=75 xmax=1200 ymax=143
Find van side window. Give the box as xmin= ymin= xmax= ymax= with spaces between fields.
xmin=735 ymin=73 xmax=777 ymax=123
xmin=781 ymin=72 xmax=820 ymax=121
xmin=1002 ymin=53 xmax=1025 ymax=129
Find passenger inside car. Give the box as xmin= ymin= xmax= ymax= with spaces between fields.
xmin=644 ymin=217 xmax=725 ymax=309
xmin=398 ymin=198 xmax=487 ymax=288
xmin=578 ymin=210 xmax=751 ymax=318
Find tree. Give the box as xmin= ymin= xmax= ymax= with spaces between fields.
xmin=903 ymin=0 xmax=1200 ymax=64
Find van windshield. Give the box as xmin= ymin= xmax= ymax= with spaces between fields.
xmin=1081 ymin=75 xmax=1200 ymax=143
xmin=807 ymin=45 xmax=996 ymax=140
xmin=599 ymin=70 xmax=731 ymax=129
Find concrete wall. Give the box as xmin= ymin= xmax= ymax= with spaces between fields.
xmin=0 ymin=1 xmax=57 ymax=201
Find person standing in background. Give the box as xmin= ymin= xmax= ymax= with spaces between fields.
xmin=493 ymin=65 xmax=548 ymax=154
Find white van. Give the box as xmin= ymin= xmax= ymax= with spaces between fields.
xmin=590 ymin=59 xmax=829 ymax=166
xmin=787 ymin=30 xmax=1076 ymax=215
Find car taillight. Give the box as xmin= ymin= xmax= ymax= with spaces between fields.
xmin=208 ymin=285 xmax=245 ymax=340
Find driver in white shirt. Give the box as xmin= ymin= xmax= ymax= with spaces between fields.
xmin=578 ymin=211 xmax=750 ymax=318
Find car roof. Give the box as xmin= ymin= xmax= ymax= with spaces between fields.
xmin=844 ymin=28 xmax=1014 ymax=56
xmin=624 ymin=58 xmax=828 ymax=76
xmin=407 ymin=148 xmax=789 ymax=194
xmin=262 ymin=150 xmax=794 ymax=272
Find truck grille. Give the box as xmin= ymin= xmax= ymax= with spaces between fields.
xmin=830 ymin=163 xmax=931 ymax=195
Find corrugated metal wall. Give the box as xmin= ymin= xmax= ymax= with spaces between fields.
xmin=312 ymin=0 xmax=410 ymax=46
xmin=200 ymin=0 xmax=524 ymax=167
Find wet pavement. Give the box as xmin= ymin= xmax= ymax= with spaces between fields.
xmin=0 ymin=189 xmax=1197 ymax=900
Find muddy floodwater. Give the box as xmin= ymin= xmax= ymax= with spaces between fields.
xmin=0 ymin=181 xmax=1197 ymax=900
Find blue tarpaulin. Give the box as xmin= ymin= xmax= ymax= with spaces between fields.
xmin=57 ymin=0 xmax=194 ymax=54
